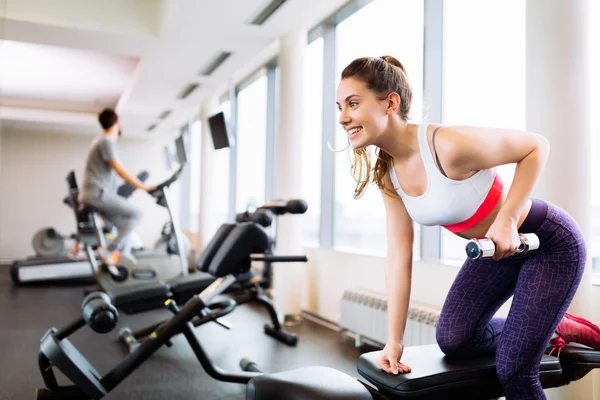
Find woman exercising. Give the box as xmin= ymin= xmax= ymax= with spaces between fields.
xmin=336 ymin=55 xmax=600 ymax=399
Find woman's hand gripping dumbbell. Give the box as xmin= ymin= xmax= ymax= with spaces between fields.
xmin=465 ymin=233 xmax=540 ymax=260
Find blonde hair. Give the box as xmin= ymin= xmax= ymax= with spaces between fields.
xmin=341 ymin=55 xmax=413 ymax=199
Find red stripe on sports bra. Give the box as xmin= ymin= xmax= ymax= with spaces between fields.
xmin=442 ymin=174 xmax=504 ymax=233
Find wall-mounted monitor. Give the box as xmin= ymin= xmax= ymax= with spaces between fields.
xmin=175 ymin=132 xmax=188 ymax=165
xmin=207 ymin=111 xmax=232 ymax=150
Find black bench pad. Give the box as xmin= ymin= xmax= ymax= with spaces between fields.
xmin=168 ymin=272 xmax=216 ymax=304
xmin=357 ymin=344 xmax=562 ymax=398
xmin=108 ymin=281 xmax=170 ymax=314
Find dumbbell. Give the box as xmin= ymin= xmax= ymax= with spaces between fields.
xmin=465 ymin=233 xmax=540 ymax=260
xmin=81 ymin=291 xmax=119 ymax=333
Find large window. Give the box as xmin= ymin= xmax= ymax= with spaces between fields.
xmin=188 ymin=117 xmax=201 ymax=233
xmin=302 ymin=37 xmax=324 ymax=246
xmin=440 ymin=0 xmax=525 ymax=263
xmin=235 ymin=72 xmax=268 ymax=212
xmin=333 ymin=0 xmax=424 ymax=256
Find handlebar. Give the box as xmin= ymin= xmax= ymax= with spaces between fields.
xmin=235 ymin=209 xmax=273 ymax=227
xmin=258 ymin=199 xmax=308 ymax=215
xmin=235 ymin=199 xmax=308 ymax=221
xmin=148 ymin=164 xmax=186 ymax=198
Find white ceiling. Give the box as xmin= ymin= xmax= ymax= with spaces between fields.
xmin=0 ymin=40 xmax=139 ymax=111
xmin=0 ymin=0 xmax=349 ymax=138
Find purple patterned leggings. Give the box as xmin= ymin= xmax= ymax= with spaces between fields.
xmin=436 ymin=199 xmax=586 ymax=399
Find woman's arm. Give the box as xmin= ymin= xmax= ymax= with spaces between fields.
xmin=436 ymin=125 xmax=550 ymax=259
xmin=108 ymin=159 xmax=152 ymax=191
xmin=435 ymin=125 xmax=550 ymax=223
xmin=381 ymin=173 xmax=415 ymax=347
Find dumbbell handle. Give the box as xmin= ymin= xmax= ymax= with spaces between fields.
xmin=466 ymin=233 xmax=540 ymax=260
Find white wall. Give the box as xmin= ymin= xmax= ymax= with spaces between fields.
xmin=0 ymin=130 xmax=179 ymax=260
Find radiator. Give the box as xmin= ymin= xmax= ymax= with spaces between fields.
xmin=339 ymin=288 xmax=441 ymax=347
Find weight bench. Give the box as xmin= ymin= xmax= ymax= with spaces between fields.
xmin=246 ymin=343 xmax=600 ymax=400
xmin=96 ymin=199 xmax=292 ymax=315
xmin=106 ymin=214 xmax=269 ymax=315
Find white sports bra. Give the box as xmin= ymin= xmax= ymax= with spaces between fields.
xmin=389 ymin=124 xmax=502 ymax=232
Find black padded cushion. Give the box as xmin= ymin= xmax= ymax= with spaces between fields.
xmin=246 ymin=366 xmax=372 ymax=400
xmin=357 ymin=344 xmax=562 ymax=398
xmin=168 ymin=272 xmax=215 ymax=304
xmin=196 ymin=224 xmax=237 ymax=272
xmin=208 ymin=222 xmax=269 ymax=278
xmin=108 ymin=281 xmax=170 ymax=314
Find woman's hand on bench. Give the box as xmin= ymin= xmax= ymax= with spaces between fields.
xmin=378 ymin=341 xmax=412 ymax=375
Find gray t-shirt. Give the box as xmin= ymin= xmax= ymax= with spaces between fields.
xmin=80 ymin=135 xmax=119 ymax=198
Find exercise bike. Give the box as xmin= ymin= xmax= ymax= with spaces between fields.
xmin=10 ymin=171 xmax=149 ymax=286
xmin=79 ymin=134 xmax=190 ymax=293
xmin=38 ymin=170 xmax=150 ymax=258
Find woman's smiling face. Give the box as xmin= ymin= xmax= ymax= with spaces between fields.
xmin=337 ymin=77 xmax=391 ymax=149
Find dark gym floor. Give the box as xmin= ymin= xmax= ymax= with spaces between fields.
xmin=0 ymin=267 xmax=374 ymax=400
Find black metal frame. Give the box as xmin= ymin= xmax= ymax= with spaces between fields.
xmin=36 ymin=199 xmax=313 ymax=399
xmin=36 ymin=277 xmax=246 ymax=399
xmin=36 ymin=252 xmax=307 ymax=400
